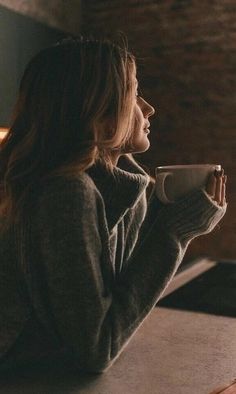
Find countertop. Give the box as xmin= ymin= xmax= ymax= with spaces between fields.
xmin=1 ymin=307 xmax=236 ymax=394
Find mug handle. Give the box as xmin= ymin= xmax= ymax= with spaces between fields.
xmin=155 ymin=172 xmax=174 ymax=204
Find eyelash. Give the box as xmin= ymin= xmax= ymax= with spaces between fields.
xmin=136 ymin=88 xmax=143 ymax=98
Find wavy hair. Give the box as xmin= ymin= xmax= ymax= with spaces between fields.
xmin=0 ymin=34 xmax=137 ymax=230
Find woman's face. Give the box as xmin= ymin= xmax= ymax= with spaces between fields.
xmin=124 ymin=79 xmax=155 ymax=154
xmin=109 ymin=75 xmax=156 ymax=165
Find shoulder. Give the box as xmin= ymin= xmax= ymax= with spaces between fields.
xmin=28 ymin=172 xmax=107 ymax=238
xmin=40 ymin=172 xmax=100 ymax=198
xmin=34 ymin=172 xmax=103 ymax=213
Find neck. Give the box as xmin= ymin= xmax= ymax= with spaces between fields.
xmin=110 ymin=151 xmax=122 ymax=166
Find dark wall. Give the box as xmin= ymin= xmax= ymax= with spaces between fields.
xmin=1 ymin=1 xmax=235 ymax=261
xmin=82 ymin=0 xmax=236 ymax=261
xmin=0 ymin=5 xmax=66 ymax=125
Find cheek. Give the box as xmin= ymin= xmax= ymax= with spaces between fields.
xmin=133 ymin=105 xmax=143 ymax=129
xmin=121 ymin=103 xmax=150 ymax=153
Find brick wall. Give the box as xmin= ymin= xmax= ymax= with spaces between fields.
xmin=82 ymin=0 xmax=236 ymax=261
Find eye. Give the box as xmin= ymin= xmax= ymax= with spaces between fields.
xmin=136 ymin=87 xmax=143 ymax=98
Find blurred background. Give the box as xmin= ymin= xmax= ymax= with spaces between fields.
xmin=0 ymin=0 xmax=235 ymax=263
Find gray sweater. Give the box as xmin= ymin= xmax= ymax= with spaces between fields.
xmin=0 ymin=155 xmax=226 ymax=373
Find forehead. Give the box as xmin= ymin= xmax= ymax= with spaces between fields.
xmin=129 ymin=60 xmax=137 ymax=81
xmin=128 ymin=61 xmax=137 ymax=88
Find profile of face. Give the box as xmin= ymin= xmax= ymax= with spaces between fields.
xmin=122 ymin=79 xmax=155 ymax=155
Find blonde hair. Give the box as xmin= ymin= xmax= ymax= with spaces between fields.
xmin=0 ymin=34 xmax=137 ymax=229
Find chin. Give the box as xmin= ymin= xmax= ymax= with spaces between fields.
xmin=122 ymin=136 xmax=150 ymax=154
xmin=135 ymin=138 xmax=150 ymax=153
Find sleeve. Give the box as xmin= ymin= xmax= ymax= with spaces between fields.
xmin=139 ymin=186 xmax=227 ymax=248
xmin=33 ymin=179 xmax=226 ymax=373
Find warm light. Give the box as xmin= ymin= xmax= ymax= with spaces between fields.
xmin=0 ymin=127 xmax=9 ymax=140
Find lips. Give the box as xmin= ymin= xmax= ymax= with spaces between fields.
xmin=144 ymin=122 xmax=150 ymax=133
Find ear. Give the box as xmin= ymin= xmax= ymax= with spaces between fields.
xmin=93 ymin=117 xmax=116 ymax=143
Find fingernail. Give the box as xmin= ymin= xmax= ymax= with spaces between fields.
xmin=215 ymin=169 xmax=224 ymax=177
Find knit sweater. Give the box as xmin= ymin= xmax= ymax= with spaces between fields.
xmin=0 ymin=155 xmax=227 ymax=373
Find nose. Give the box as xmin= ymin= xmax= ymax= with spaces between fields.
xmin=146 ymin=102 xmax=155 ymax=117
xmin=140 ymin=97 xmax=156 ymax=118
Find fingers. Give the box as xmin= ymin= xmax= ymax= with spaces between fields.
xmin=215 ymin=170 xmax=223 ymax=203
xmin=206 ymin=173 xmax=216 ymax=198
xmin=206 ymin=169 xmax=227 ymax=206
xmin=220 ymin=175 xmax=227 ymax=206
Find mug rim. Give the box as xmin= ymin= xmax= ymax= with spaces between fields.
xmin=156 ymin=164 xmax=221 ymax=170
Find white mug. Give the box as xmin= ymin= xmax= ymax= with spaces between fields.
xmin=155 ymin=164 xmax=221 ymax=204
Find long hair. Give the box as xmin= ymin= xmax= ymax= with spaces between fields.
xmin=0 ymin=35 xmax=137 ymax=230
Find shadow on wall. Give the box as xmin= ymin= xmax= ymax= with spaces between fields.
xmin=0 ymin=4 xmax=66 ymax=126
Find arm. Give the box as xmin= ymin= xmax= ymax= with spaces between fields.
xmin=32 ymin=177 xmax=226 ymax=373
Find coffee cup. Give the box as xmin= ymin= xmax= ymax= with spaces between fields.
xmin=155 ymin=164 xmax=221 ymax=204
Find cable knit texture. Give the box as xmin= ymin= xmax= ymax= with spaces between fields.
xmin=0 ymin=155 xmax=227 ymax=372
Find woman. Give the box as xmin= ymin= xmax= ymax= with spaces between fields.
xmin=0 ymin=36 xmax=227 ymax=373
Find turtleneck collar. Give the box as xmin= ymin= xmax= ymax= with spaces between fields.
xmin=87 ymin=155 xmax=150 ymax=231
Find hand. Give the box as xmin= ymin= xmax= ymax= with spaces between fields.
xmin=205 ymin=169 xmax=227 ymax=206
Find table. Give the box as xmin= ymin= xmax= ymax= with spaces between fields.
xmin=1 ymin=307 xmax=236 ymax=394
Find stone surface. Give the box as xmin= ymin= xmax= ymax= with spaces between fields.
xmin=0 ymin=0 xmax=81 ymax=34
xmin=0 ymin=308 xmax=236 ymax=393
